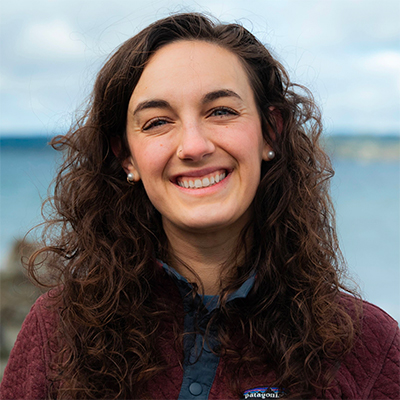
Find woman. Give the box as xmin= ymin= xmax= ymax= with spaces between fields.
xmin=1 ymin=12 xmax=399 ymax=400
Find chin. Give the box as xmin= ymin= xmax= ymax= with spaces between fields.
xmin=181 ymin=214 xmax=246 ymax=233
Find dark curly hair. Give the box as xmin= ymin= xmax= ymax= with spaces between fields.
xmin=28 ymin=12 xmax=360 ymax=399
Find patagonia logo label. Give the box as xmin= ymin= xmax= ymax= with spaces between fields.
xmin=242 ymin=386 xmax=284 ymax=399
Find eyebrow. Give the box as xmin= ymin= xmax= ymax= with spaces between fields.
xmin=132 ymin=99 xmax=171 ymax=116
xmin=132 ymin=89 xmax=243 ymax=116
xmin=202 ymin=89 xmax=242 ymax=104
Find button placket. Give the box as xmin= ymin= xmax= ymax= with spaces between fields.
xmin=177 ymin=305 xmax=220 ymax=399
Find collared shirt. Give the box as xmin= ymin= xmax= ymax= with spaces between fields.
xmin=159 ymin=260 xmax=255 ymax=400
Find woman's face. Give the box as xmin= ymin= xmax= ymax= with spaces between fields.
xmin=124 ymin=40 xmax=271 ymax=236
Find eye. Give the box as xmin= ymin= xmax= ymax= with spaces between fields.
xmin=209 ymin=107 xmax=238 ymax=118
xmin=142 ymin=117 xmax=169 ymax=131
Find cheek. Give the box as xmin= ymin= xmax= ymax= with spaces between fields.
xmin=225 ymin=126 xmax=264 ymax=159
xmin=131 ymin=140 xmax=172 ymax=177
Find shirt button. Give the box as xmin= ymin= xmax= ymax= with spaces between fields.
xmin=189 ymin=382 xmax=203 ymax=396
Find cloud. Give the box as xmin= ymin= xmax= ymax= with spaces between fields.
xmin=0 ymin=0 xmax=399 ymax=134
xmin=18 ymin=19 xmax=86 ymax=59
xmin=363 ymin=51 xmax=400 ymax=75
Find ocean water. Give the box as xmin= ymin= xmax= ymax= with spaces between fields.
xmin=332 ymin=160 xmax=400 ymax=321
xmin=0 ymin=141 xmax=59 ymax=259
xmin=1 ymin=137 xmax=399 ymax=321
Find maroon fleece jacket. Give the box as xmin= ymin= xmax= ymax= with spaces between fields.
xmin=1 ymin=288 xmax=399 ymax=399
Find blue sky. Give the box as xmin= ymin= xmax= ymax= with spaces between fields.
xmin=1 ymin=0 xmax=399 ymax=136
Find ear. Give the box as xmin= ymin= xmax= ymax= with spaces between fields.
xmin=262 ymin=142 xmax=274 ymax=162
xmin=110 ymin=136 xmax=122 ymax=158
xmin=122 ymin=156 xmax=141 ymax=182
xmin=268 ymin=106 xmax=283 ymax=140
xmin=261 ymin=106 xmax=282 ymax=161
xmin=110 ymin=136 xmax=141 ymax=182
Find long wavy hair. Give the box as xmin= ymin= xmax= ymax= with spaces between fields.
xmin=29 ymin=12 xmax=359 ymax=399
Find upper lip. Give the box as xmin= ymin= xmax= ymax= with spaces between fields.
xmin=170 ymin=167 xmax=231 ymax=182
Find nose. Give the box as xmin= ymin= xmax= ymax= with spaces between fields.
xmin=177 ymin=122 xmax=215 ymax=161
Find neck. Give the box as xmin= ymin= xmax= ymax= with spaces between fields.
xmin=162 ymin=221 xmax=247 ymax=295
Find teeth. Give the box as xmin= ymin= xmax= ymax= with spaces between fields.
xmin=178 ymin=171 xmax=226 ymax=189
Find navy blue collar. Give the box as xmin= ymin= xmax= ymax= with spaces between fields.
xmin=158 ymin=259 xmax=255 ymax=312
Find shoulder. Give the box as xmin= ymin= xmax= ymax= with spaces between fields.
xmin=9 ymin=288 xmax=61 ymax=358
xmin=0 ymin=289 xmax=61 ymax=400
xmin=338 ymin=294 xmax=398 ymax=341
xmin=32 ymin=288 xmax=62 ymax=329
xmin=19 ymin=288 xmax=62 ymax=349
xmin=342 ymin=296 xmax=398 ymax=360
xmin=360 ymin=298 xmax=398 ymax=334
xmin=334 ymin=296 xmax=400 ymax=399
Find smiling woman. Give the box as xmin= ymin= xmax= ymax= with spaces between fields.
xmin=121 ymin=40 xmax=271 ymax=292
xmin=1 ymin=12 xmax=399 ymax=400
xmin=123 ymin=41 xmax=270 ymax=267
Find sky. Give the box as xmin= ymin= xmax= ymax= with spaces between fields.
xmin=1 ymin=0 xmax=399 ymax=136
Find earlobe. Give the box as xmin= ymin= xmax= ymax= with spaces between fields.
xmin=261 ymin=106 xmax=281 ymax=161
xmin=262 ymin=144 xmax=276 ymax=161
xmin=111 ymin=137 xmax=141 ymax=182
xmin=122 ymin=157 xmax=141 ymax=182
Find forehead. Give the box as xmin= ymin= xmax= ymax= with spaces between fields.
xmin=130 ymin=40 xmax=254 ymax=103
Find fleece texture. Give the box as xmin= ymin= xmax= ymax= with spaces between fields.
xmin=1 ymin=283 xmax=399 ymax=399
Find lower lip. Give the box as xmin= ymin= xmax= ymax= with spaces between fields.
xmin=174 ymin=173 xmax=231 ymax=195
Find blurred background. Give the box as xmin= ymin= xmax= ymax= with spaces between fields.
xmin=1 ymin=0 xmax=399 ymax=377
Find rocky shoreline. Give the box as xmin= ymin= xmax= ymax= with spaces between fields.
xmin=0 ymin=240 xmax=43 ymax=379
xmin=325 ymin=135 xmax=400 ymax=161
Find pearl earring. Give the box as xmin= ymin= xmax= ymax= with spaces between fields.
xmin=267 ymin=150 xmax=276 ymax=160
xmin=127 ymin=172 xmax=135 ymax=184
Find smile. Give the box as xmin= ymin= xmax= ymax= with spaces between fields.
xmin=176 ymin=170 xmax=227 ymax=189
